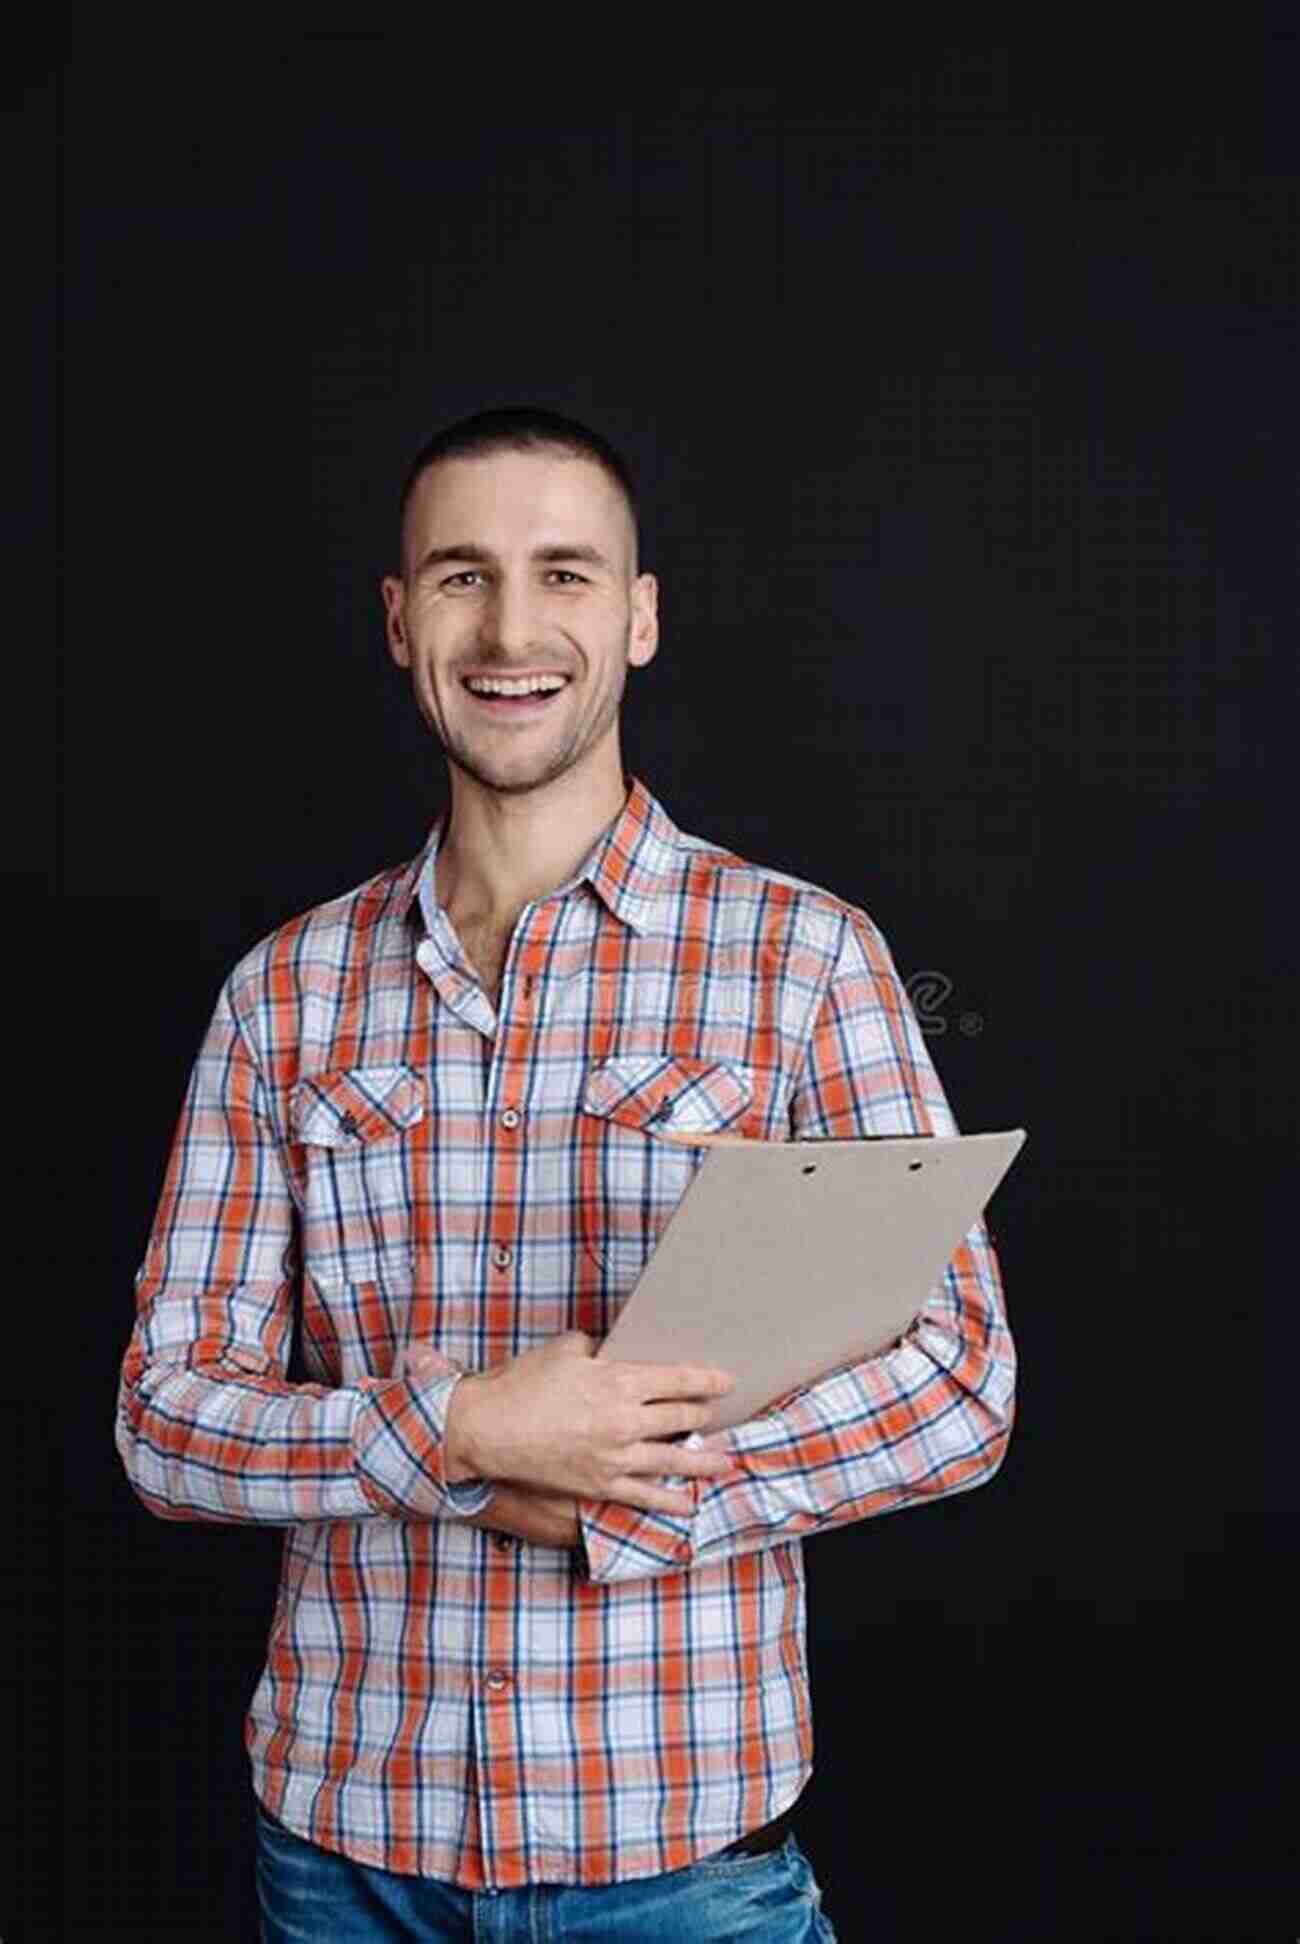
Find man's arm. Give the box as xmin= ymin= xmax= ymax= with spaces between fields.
xmin=114 ymin=976 xmax=495 ymax=1526
xmin=576 ymin=904 xmax=1017 ymax=1583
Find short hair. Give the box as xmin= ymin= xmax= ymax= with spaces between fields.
xmin=397 ymin=405 xmax=642 ymax=577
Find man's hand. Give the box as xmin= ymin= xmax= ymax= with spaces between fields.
xmin=442 ymin=1330 xmax=738 ymax=1514
xmin=463 ymin=1482 xmax=581 ymax=1549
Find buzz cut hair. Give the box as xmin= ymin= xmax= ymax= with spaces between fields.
xmin=396 ymin=405 xmax=642 ymax=578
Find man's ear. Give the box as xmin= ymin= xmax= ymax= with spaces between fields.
xmin=381 ymin=574 xmax=409 ymax=668
xmin=628 ymin=572 xmax=659 ymax=669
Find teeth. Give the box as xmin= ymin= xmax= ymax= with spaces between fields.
xmin=465 ymin=675 xmax=567 ymax=696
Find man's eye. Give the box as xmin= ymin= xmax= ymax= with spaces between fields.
xmin=444 ymin=570 xmax=584 ymax=588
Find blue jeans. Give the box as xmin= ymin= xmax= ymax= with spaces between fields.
xmin=254 ymin=1796 xmax=837 ymax=1941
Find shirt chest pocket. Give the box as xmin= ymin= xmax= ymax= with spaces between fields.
xmin=289 ymin=1064 xmax=425 ymax=1287
xmin=577 ymin=1053 xmax=754 ymax=1283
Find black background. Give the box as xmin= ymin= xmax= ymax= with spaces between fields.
xmin=30 ymin=36 xmax=1297 ymax=1941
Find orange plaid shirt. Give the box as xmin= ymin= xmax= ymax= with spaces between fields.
xmin=115 ymin=774 xmax=1016 ymax=1890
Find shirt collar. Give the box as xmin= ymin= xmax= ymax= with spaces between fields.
xmin=393 ymin=774 xmax=680 ymax=939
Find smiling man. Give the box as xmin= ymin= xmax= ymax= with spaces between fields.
xmin=116 ymin=405 xmax=1015 ymax=1942
xmin=381 ymin=441 xmax=659 ymax=1020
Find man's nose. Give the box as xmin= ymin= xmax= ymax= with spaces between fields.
xmin=479 ymin=579 xmax=544 ymax=653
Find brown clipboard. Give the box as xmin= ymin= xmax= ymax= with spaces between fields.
xmin=595 ymin=1128 xmax=1026 ymax=1432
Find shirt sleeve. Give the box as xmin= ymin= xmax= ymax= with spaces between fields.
xmin=576 ymin=905 xmax=1017 ymax=1584
xmin=114 ymin=976 xmax=497 ymax=1526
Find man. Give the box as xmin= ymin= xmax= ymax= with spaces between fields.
xmin=116 ymin=405 xmax=1016 ymax=1941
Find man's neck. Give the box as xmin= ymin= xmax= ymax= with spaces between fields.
xmin=435 ymin=767 xmax=630 ymax=928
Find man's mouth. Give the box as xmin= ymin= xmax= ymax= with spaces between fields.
xmin=460 ymin=675 xmax=571 ymax=713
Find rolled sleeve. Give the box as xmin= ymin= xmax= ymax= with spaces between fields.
xmin=354 ymin=1368 xmax=499 ymax=1520
xmin=575 ymin=906 xmax=1016 ymax=1585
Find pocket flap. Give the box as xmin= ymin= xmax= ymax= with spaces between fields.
xmin=289 ymin=1064 xmax=425 ymax=1148
xmin=581 ymin=1054 xmax=753 ymax=1137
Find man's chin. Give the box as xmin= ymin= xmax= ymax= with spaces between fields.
xmin=446 ymin=744 xmax=574 ymax=798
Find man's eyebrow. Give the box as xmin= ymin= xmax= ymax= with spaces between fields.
xmin=412 ymin=542 xmax=613 ymax=577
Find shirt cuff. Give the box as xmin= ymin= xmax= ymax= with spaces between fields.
xmin=576 ymin=1438 xmax=705 ymax=1582
xmin=353 ymin=1368 xmax=497 ymax=1520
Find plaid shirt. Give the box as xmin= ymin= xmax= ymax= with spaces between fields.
xmin=115 ymin=774 xmax=1016 ymax=1890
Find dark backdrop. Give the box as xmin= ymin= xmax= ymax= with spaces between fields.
xmin=34 ymin=40 xmax=1296 ymax=1942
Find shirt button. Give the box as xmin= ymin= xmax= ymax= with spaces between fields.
xmin=485 ymin=1668 xmax=511 ymax=1691
xmin=500 ymin=1107 xmax=520 ymax=1130
xmin=339 ymin=1113 xmax=359 ymax=1137
xmin=492 ymin=1245 xmax=512 ymax=1269
xmin=492 ymin=1531 xmax=517 ymax=1551
xmin=416 ymin=941 xmax=436 ymax=973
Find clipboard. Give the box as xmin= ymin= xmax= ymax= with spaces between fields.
xmin=594 ymin=1128 xmax=1026 ymax=1432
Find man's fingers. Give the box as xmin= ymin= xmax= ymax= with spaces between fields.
xmin=611 ymin=1479 xmax=697 ymax=1516
xmin=623 ymin=1441 xmax=736 ymax=1480
xmin=642 ymin=1400 xmax=726 ymax=1440
xmin=627 ymin=1363 xmax=735 ymax=1400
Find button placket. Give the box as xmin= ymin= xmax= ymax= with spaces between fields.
xmin=484 ymin=934 xmax=537 ymax=1279
xmin=487 ymin=1100 xmax=516 ymax=1268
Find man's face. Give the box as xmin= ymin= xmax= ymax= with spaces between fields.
xmin=382 ymin=450 xmax=658 ymax=799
